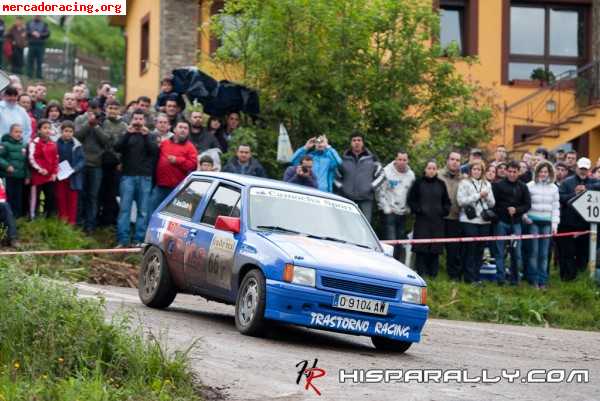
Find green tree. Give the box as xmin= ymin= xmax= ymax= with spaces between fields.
xmin=212 ymin=0 xmax=496 ymax=170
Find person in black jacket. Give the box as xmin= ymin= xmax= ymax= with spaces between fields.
xmin=407 ymin=160 xmax=451 ymax=278
xmin=189 ymin=111 xmax=220 ymax=152
xmin=491 ymin=161 xmax=532 ymax=285
xmin=222 ymin=144 xmax=266 ymax=178
xmin=114 ymin=109 xmax=159 ymax=247
xmin=557 ymin=157 xmax=600 ymax=280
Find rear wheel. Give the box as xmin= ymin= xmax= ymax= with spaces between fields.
xmin=235 ymin=269 xmax=267 ymax=336
xmin=138 ymin=246 xmax=177 ymax=308
xmin=371 ymin=336 xmax=412 ymax=353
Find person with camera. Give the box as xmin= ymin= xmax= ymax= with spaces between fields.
xmin=522 ymin=161 xmax=559 ymax=289
xmin=457 ymin=160 xmax=496 ymax=284
xmin=491 ymin=160 xmax=532 ymax=285
xmin=283 ymin=154 xmax=318 ymax=188
xmin=290 ymin=135 xmax=341 ymax=192
xmin=114 ymin=110 xmax=159 ymax=247
xmin=75 ymin=106 xmax=110 ymax=233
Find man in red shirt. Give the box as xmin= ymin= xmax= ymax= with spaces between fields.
xmin=149 ymin=120 xmax=198 ymax=213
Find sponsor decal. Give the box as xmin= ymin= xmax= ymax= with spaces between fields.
xmin=309 ymin=312 xmax=410 ymax=339
xmin=206 ymin=235 xmax=237 ymax=290
xmin=250 ymin=187 xmax=359 ymax=214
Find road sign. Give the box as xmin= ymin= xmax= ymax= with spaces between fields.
xmin=570 ymin=190 xmax=600 ymax=282
xmin=571 ymin=190 xmax=600 ymax=223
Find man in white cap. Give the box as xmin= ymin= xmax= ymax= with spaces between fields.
xmin=557 ymin=157 xmax=600 ymax=281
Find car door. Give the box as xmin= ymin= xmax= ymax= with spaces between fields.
xmin=184 ymin=183 xmax=242 ymax=299
xmin=157 ymin=179 xmax=213 ymax=289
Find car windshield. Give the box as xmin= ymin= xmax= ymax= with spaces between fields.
xmin=249 ymin=187 xmax=380 ymax=250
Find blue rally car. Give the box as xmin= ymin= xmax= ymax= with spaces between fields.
xmin=139 ymin=172 xmax=428 ymax=352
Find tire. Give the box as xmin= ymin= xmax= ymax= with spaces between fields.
xmin=235 ymin=269 xmax=267 ymax=336
xmin=138 ymin=246 xmax=177 ymax=309
xmin=371 ymin=336 xmax=413 ymax=353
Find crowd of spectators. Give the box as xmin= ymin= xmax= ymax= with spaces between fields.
xmin=0 ymin=70 xmax=594 ymax=288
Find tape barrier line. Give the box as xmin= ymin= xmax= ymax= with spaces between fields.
xmin=0 ymin=247 xmax=142 ymax=256
xmin=381 ymin=230 xmax=590 ymax=246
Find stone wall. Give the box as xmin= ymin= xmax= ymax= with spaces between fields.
xmin=159 ymin=0 xmax=199 ymax=79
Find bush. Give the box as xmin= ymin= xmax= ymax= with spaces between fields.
xmin=0 ymin=268 xmax=200 ymax=400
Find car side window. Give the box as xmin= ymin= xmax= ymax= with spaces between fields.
xmin=161 ymin=180 xmax=212 ymax=220
xmin=201 ymin=185 xmax=242 ymax=226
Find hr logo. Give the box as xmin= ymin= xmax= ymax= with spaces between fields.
xmin=295 ymin=358 xmax=326 ymax=396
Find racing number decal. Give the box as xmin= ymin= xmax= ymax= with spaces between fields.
xmin=206 ymin=235 xmax=237 ymax=290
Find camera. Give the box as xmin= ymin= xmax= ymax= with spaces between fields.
xmin=301 ymin=165 xmax=309 ymax=174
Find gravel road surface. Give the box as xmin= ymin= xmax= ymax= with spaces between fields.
xmin=75 ymin=283 xmax=599 ymax=401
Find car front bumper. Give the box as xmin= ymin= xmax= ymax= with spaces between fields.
xmin=265 ymin=279 xmax=428 ymax=343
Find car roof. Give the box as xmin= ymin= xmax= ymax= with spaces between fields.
xmin=189 ymin=172 xmax=353 ymax=203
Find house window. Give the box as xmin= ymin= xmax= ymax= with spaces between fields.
xmin=439 ymin=0 xmax=478 ymax=56
xmin=209 ymin=0 xmax=225 ymax=54
xmin=508 ymin=2 xmax=588 ymax=82
xmin=140 ymin=14 xmax=150 ymax=74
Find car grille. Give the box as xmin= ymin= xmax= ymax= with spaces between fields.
xmin=321 ymin=276 xmax=397 ymax=299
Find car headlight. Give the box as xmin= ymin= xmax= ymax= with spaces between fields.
xmin=402 ymin=285 xmax=427 ymax=305
xmin=283 ymin=264 xmax=316 ymax=287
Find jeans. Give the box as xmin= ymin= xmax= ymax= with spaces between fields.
xmin=444 ymin=219 xmax=463 ymax=280
xmin=383 ymin=213 xmax=407 ymax=262
xmin=557 ymin=225 xmax=588 ymax=281
xmin=494 ymin=221 xmax=522 ymax=284
xmin=11 ymin=47 xmax=24 ymax=74
xmin=527 ymin=222 xmax=551 ymax=286
xmin=356 ymin=200 xmax=373 ymax=223
xmin=461 ymin=223 xmax=490 ymax=283
xmin=0 ymin=202 xmax=17 ymax=240
xmin=149 ymin=186 xmax=174 ymax=215
xmin=5 ymin=177 xmax=24 ymax=218
xmin=117 ymin=176 xmax=152 ymax=245
xmin=27 ymin=43 xmax=45 ymax=79
xmin=81 ymin=167 xmax=103 ymax=231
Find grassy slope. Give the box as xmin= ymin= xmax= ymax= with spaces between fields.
xmin=0 ymin=267 xmax=200 ymax=400
xmin=428 ymin=273 xmax=600 ymax=331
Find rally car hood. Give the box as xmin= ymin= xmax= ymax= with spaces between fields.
xmin=259 ymin=232 xmax=425 ymax=286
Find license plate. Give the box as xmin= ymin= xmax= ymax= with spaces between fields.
xmin=333 ymin=294 xmax=389 ymax=316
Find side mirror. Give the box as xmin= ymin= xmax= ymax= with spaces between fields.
xmin=215 ymin=215 xmax=241 ymax=234
xmin=381 ymin=242 xmax=394 ymax=257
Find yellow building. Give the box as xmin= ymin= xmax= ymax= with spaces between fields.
xmin=113 ymin=0 xmax=600 ymax=159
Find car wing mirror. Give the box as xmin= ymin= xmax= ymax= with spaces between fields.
xmin=215 ymin=215 xmax=241 ymax=234
xmin=381 ymin=242 xmax=394 ymax=257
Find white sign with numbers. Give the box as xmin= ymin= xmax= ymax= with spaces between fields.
xmin=571 ymin=190 xmax=600 ymax=223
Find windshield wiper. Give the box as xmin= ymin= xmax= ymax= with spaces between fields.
xmin=256 ymin=225 xmax=301 ymax=235
xmin=306 ymin=234 xmax=372 ymax=249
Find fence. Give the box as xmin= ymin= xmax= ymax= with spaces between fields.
xmin=41 ymin=44 xmax=112 ymax=86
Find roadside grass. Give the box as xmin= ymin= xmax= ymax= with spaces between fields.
xmin=0 ymin=267 xmax=200 ymax=401
xmin=427 ymin=271 xmax=600 ymax=331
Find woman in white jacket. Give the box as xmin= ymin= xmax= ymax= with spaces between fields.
xmin=457 ymin=160 xmax=495 ymax=283
xmin=523 ymin=160 xmax=559 ymax=289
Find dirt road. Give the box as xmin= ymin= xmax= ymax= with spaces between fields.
xmin=75 ymin=283 xmax=599 ymax=401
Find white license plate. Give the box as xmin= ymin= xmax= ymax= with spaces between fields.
xmin=333 ymin=294 xmax=389 ymax=316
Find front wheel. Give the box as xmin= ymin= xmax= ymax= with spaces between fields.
xmin=235 ymin=269 xmax=267 ymax=336
xmin=371 ymin=336 xmax=412 ymax=353
xmin=138 ymin=246 xmax=177 ymax=308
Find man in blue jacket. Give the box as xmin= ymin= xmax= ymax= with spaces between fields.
xmin=290 ymin=135 xmax=341 ymax=192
